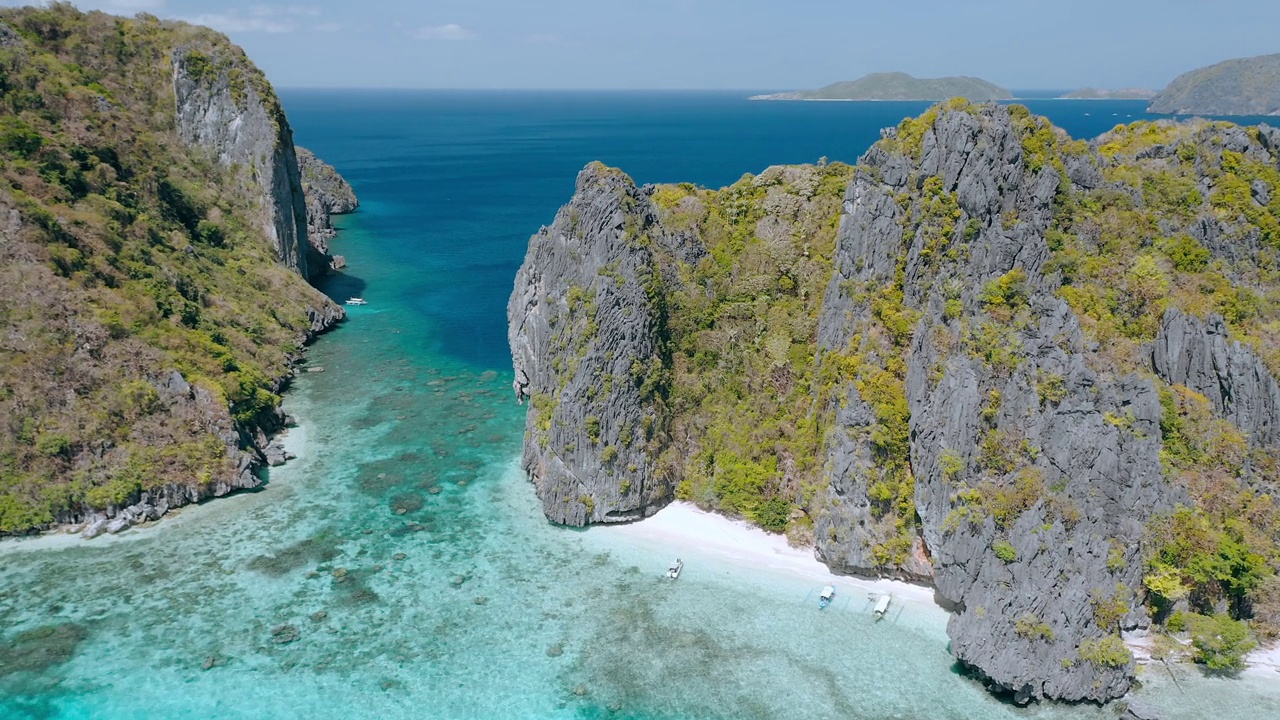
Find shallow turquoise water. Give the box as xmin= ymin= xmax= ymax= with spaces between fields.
xmin=2 ymin=92 xmax=1279 ymax=719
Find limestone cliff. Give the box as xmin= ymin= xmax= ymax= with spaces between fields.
xmin=297 ymin=146 xmax=359 ymax=272
xmin=0 ymin=6 xmax=349 ymax=536
xmin=508 ymin=164 xmax=690 ymax=525
xmin=1153 ymin=310 xmax=1280 ymax=448
xmin=172 ymin=43 xmax=312 ymax=279
xmin=815 ymin=105 xmax=1168 ymax=702
xmin=512 ymin=102 xmax=1280 ymax=704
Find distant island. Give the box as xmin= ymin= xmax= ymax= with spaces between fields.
xmin=1060 ymin=87 xmax=1156 ymax=100
xmin=1149 ymin=52 xmax=1280 ymax=115
xmin=751 ymin=72 xmax=1012 ymax=102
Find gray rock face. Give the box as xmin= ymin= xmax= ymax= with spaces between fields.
xmin=0 ymin=20 xmax=19 ymax=47
xmin=80 ymin=518 xmax=108 ymax=539
xmin=509 ymin=164 xmax=691 ymax=525
xmin=814 ymin=105 xmax=1171 ymax=703
xmin=1149 ymin=53 xmax=1280 ymax=116
xmin=1153 ymin=309 xmax=1280 ymax=446
xmin=172 ymin=47 xmax=312 ymax=279
xmin=297 ymin=146 xmax=359 ymax=273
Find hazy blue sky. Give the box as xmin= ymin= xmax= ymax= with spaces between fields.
xmin=10 ymin=0 xmax=1280 ymax=90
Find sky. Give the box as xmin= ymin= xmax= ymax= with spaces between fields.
xmin=5 ymin=0 xmax=1280 ymax=90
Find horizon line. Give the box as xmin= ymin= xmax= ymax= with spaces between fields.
xmin=273 ymin=86 xmax=1115 ymax=94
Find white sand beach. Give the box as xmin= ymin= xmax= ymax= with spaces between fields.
xmin=600 ymin=500 xmax=938 ymax=609
xmin=608 ymin=501 xmax=1280 ymax=680
xmin=1245 ymin=644 xmax=1280 ymax=678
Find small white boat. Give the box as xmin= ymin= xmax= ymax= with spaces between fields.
xmin=345 ymin=297 xmax=368 ymax=306
xmin=666 ymin=558 xmax=683 ymax=580
xmin=819 ymin=585 xmax=836 ymax=609
xmin=873 ymin=594 xmax=892 ymax=620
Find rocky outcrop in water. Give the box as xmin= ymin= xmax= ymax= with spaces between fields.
xmin=508 ymin=164 xmax=693 ymax=525
xmin=172 ymin=45 xmax=313 ymax=279
xmin=297 ymin=147 xmax=359 ymax=272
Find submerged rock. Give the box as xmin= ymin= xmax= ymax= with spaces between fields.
xmin=270 ymin=624 xmax=300 ymax=644
xmin=1122 ymin=700 xmax=1164 ymax=720
xmin=0 ymin=623 xmax=89 ymax=676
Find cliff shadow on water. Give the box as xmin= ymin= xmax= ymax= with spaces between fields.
xmin=509 ymin=98 xmax=1280 ymax=706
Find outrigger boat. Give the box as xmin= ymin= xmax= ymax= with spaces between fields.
xmin=818 ymin=585 xmax=836 ymax=609
xmin=666 ymin=558 xmax=683 ymax=580
xmin=873 ymin=593 xmax=892 ymax=620
xmin=345 ymin=297 xmax=368 ymax=306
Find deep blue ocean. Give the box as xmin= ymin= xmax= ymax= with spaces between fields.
xmin=2 ymin=92 xmax=1278 ymax=719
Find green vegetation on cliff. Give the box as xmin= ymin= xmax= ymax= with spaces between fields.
xmin=0 ymin=5 xmax=335 ymax=532
xmin=650 ymin=163 xmax=854 ymax=535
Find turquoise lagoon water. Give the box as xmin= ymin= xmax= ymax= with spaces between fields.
xmin=2 ymin=93 xmax=1279 ymax=719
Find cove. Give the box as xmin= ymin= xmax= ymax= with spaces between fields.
xmin=2 ymin=91 xmax=1279 ymax=720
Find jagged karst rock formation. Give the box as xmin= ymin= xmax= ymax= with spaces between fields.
xmin=1153 ymin=309 xmax=1280 ymax=447
xmin=297 ymin=146 xmax=359 ymax=272
xmin=512 ymin=100 xmax=1280 ymax=704
xmin=0 ymin=6 xmax=353 ymax=536
xmin=509 ymin=164 xmax=692 ymax=524
xmin=1149 ymin=53 xmax=1280 ymax=116
xmin=816 ymin=105 xmax=1171 ymax=702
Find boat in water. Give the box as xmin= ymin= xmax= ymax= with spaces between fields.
xmin=666 ymin=558 xmax=683 ymax=580
xmin=345 ymin=298 xmax=368 ymax=306
xmin=819 ymin=585 xmax=835 ymax=609
xmin=873 ymin=594 xmax=892 ymax=620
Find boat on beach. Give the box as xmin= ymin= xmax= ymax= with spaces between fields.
xmin=873 ymin=594 xmax=892 ymax=620
xmin=345 ymin=297 xmax=368 ymax=305
xmin=819 ymin=585 xmax=836 ymax=609
xmin=666 ymin=558 xmax=683 ymax=580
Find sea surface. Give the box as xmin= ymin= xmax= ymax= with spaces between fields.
xmin=2 ymin=92 xmax=1279 ymax=719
